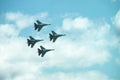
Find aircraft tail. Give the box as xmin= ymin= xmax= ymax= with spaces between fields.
xmin=49 ymin=33 xmax=53 ymax=41
xmin=38 ymin=48 xmax=42 ymax=56
xmin=27 ymin=39 xmax=30 ymax=46
xmin=34 ymin=23 xmax=38 ymax=30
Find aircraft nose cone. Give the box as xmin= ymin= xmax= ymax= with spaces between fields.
xmin=48 ymin=49 xmax=54 ymax=51
xmin=61 ymin=34 xmax=66 ymax=36
xmin=63 ymin=34 xmax=66 ymax=36
xmin=48 ymin=24 xmax=51 ymax=25
xmin=37 ymin=40 xmax=43 ymax=42
xmin=40 ymin=39 xmax=44 ymax=41
xmin=50 ymin=49 xmax=54 ymax=51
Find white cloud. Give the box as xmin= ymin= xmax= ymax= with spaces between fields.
xmin=0 ymin=24 xmax=18 ymax=38
xmin=0 ymin=12 xmax=49 ymax=80
xmin=43 ymin=38 xmax=111 ymax=68
xmin=62 ymin=16 xmax=93 ymax=31
xmin=50 ymin=71 xmax=109 ymax=80
xmin=112 ymin=9 xmax=120 ymax=30
xmin=0 ymin=37 xmax=45 ymax=80
xmin=12 ymin=70 xmax=110 ymax=80
xmin=0 ymin=67 xmax=111 ymax=80
xmin=46 ymin=15 xmax=119 ymax=68
xmin=0 ymin=12 xmax=118 ymax=80
xmin=35 ymin=17 xmax=115 ymax=69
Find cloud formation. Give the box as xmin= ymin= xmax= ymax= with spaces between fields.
xmin=0 ymin=24 xmax=18 ymax=37
xmin=62 ymin=16 xmax=93 ymax=30
xmin=0 ymin=11 xmax=119 ymax=80
xmin=112 ymin=9 xmax=120 ymax=30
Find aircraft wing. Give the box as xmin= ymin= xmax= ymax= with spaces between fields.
xmin=49 ymin=33 xmax=53 ymax=41
xmin=53 ymin=37 xmax=58 ymax=42
xmin=52 ymin=31 xmax=57 ymax=35
xmin=29 ymin=36 xmax=35 ymax=40
xmin=41 ymin=53 xmax=46 ymax=57
xmin=38 ymin=26 xmax=42 ymax=32
xmin=27 ymin=39 xmax=30 ymax=46
xmin=31 ymin=43 xmax=35 ymax=48
xmin=38 ymin=48 xmax=42 ymax=56
xmin=34 ymin=23 xmax=38 ymax=30
xmin=36 ymin=20 xmax=42 ymax=24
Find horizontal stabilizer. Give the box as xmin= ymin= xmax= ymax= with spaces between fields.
xmin=38 ymin=48 xmax=42 ymax=56
xmin=49 ymin=33 xmax=53 ymax=41
xmin=34 ymin=23 xmax=38 ymax=30
xmin=27 ymin=39 xmax=30 ymax=46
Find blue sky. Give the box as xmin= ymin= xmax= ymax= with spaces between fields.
xmin=1 ymin=0 xmax=119 ymax=18
xmin=0 ymin=0 xmax=120 ymax=80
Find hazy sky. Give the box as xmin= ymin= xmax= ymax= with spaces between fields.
xmin=0 ymin=0 xmax=120 ymax=80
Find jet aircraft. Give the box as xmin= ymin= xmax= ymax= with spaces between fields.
xmin=49 ymin=31 xmax=65 ymax=42
xmin=27 ymin=36 xmax=43 ymax=48
xmin=38 ymin=46 xmax=54 ymax=57
xmin=34 ymin=20 xmax=51 ymax=32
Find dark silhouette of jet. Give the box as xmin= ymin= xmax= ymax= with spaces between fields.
xmin=49 ymin=31 xmax=65 ymax=42
xmin=38 ymin=46 xmax=54 ymax=57
xmin=34 ymin=20 xmax=51 ymax=32
xmin=27 ymin=36 xmax=43 ymax=48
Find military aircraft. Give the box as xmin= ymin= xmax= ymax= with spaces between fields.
xmin=38 ymin=46 xmax=54 ymax=57
xmin=34 ymin=20 xmax=51 ymax=32
xmin=49 ymin=31 xmax=65 ymax=42
xmin=27 ymin=36 xmax=43 ymax=48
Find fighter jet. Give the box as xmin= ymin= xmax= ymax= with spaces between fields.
xmin=34 ymin=20 xmax=51 ymax=32
xmin=38 ymin=46 xmax=54 ymax=57
xmin=49 ymin=31 xmax=65 ymax=42
xmin=27 ymin=36 xmax=43 ymax=48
